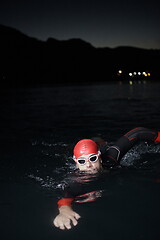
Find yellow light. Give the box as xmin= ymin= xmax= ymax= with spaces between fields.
xmin=118 ymin=70 xmax=122 ymax=74
xmin=129 ymin=80 xmax=133 ymax=85
xmin=148 ymin=73 xmax=151 ymax=76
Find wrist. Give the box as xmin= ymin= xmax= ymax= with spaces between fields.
xmin=57 ymin=198 xmax=74 ymax=208
xmin=59 ymin=205 xmax=72 ymax=213
xmin=155 ymin=132 xmax=160 ymax=142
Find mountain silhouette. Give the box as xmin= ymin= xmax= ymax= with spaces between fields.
xmin=0 ymin=24 xmax=160 ymax=87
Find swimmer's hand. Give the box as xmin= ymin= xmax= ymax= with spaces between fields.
xmin=53 ymin=205 xmax=81 ymax=230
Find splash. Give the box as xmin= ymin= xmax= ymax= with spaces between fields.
xmin=28 ymin=140 xmax=160 ymax=190
xmin=28 ymin=139 xmax=76 ymax=190
xmin=121 ymin=142 xmax=160 ymax=167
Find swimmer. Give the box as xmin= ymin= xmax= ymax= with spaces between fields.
xmin=53 ymin=127 xmax=160 ymax=230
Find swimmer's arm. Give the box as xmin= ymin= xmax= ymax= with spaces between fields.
xmin=53 ymin=205 xmax=81 ymax=230
xmin=123 ymin=127 xmax=159 ymax=143
xmin=108 ymin=127 xmax=160 ymax=163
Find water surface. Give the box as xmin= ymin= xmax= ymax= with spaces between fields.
xmin=0 ymin=81 xmax=160 ymax=240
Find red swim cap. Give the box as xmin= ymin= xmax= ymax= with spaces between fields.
xmin=73 ymin=139 xmax=99 ymax=159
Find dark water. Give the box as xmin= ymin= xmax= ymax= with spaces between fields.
xmin=0 ymin=81 xmax=160 ymax=240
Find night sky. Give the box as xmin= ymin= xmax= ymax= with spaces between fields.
xmin=0 ymin=0 xmax=160 ymax=49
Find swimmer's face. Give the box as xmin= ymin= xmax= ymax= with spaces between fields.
xmin=74 ymin=154 xmax=102 ymax=173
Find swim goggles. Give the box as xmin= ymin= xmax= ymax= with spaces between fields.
xmin=75 ymin=152 xmax=100 ymax=165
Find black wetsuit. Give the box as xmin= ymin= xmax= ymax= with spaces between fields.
xmin=57 ymin=127 xmax=160 ymax=208
xmin=98 ymin=127 xmax=158 ymax=167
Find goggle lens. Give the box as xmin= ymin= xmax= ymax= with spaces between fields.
xmin=78 ymin=159 xmax=86 ymax=165
xmin=90 ymin=156 xmax=98 ymax=162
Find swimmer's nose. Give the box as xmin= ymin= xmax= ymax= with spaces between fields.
xmin=86 ymin=160 xmax=92 ymax=168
